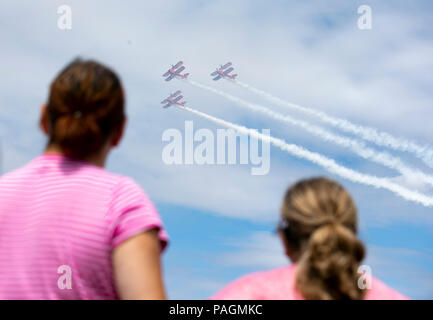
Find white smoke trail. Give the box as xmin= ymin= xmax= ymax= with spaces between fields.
xmin=185 ymin=79 xmax=433 ymax=187
xmin=233 ymin=80 xmax=433 ymax=169
xmin=176 ymin=105 xmax=433 ymax=207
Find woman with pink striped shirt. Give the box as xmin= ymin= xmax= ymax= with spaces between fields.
xmin=0 ymin=59 xmax=168 ymax=299
xmin=212 ymin=177 xmax=408 ymax=300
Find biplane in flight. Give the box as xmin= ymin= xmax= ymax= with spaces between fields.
xmin=210 ymin=62 xmax=237 ymax=81
xmin=163 ymin=61 xmax=190 ymax=81
xmin=161 ymin=90 xmax=186 ymax=108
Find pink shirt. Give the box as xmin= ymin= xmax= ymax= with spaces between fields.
xmin=211 ymin=265 xmax=409 ymax=300
xmin=0 ymin=154 xmax=168 ymax=299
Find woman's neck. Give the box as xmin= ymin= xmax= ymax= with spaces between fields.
xmin=44 ymin=145 xmax=107 ymax=168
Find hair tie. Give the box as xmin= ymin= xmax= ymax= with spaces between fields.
xmin=73 ymin=111 xmax=82 ymax=119
xmin=324 ymin=219 xmax=338 ymax=227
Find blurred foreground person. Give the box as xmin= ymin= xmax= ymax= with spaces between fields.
xmin=0 ymin=59 xmax=168 ymax=299
xmin=212 ymin=177 xmax=408 ymax=300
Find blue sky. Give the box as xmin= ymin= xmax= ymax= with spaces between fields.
xmin=0 ymin=0 xmax=432 ymax=299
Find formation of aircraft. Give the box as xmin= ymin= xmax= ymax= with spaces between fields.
xmin=210 ymin=62 xmax=237 ymax=81
xmin=161 ymin=90 xmax=186 ymax=108
xmin=161 ymin=61 xmax=238 ymax=108
xmin=162 ymin=61 xmax=190 ymax=81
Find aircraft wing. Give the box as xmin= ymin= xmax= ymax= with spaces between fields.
xmin=165 ymin=74 xmax=175 ymax=81
xmin=161 ymin=99 xmax=169 ymax=104
xmin=213 ymin=75 xmax=222 ymax=81
xmin=223 ymin=67 xmax=234 ymax=75
xmin=173 ymin=61 xmax=183 ymax=69
xmin=162 ymin=70 xmax=171 ymax=77
xmin=175 ymin=66 xmax=185 ymax=74
xmin=210 ymin=70 xmax=219 ymax=76
xmin=221 ymin=62 xmax=232 ymax=69
xmin=171 ymin=90 xmax=181 ymax=97
xmin=162 ymin=103 xmax=172 ymax=108
xmin=173 ymin=95 xmax=183 ymax=103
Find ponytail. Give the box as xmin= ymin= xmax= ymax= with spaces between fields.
xmin=51 ymin=113 xmax=103 ymax=159
xmin=295 ymin=223 xmax=365 ymax=300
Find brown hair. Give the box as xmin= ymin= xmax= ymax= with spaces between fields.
xmin=47 ymin=58 xmax=125 ymax=159
xmin=280 ymin=177 xmax=366 ymax=300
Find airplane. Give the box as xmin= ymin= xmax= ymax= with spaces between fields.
xmin=210 ymin=62 xmax=238 ymax=81
xmin=161 ymin=90 xmax=186 ymax=108
xmin=163 ymin=61 xmax=190 ymax=81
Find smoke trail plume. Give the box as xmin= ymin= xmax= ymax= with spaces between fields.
xmin=186 ymin=79 xmax=433 ymax=187
xmin=176 ymin=105 xmax=433 ymax=207
xmin=233 ymin=80 xmax=433 ymax=168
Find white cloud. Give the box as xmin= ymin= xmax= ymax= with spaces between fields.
xmin=388 ymin=174 xmax=432 ymax=194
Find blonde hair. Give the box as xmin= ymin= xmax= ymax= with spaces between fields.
xmin=280 ymin=177 xmax=366 ymax=300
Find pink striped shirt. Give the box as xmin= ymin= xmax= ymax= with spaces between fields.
xmin=211 ymin=265 xmax=409 ymax=300
xmin=0 ymin=154 xmax=168 ymax=299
